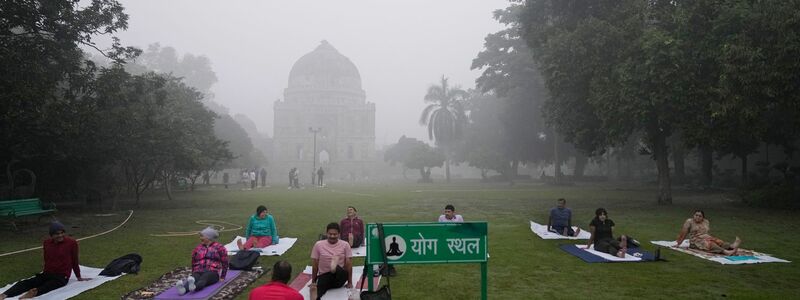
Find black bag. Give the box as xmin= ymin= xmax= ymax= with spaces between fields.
xmin=229 ymin=250 xmax=260 ymax=270
xmin=360 ymin=223 xmax=391 ymax=299
xmin=99 ymin=253 xmax=143 ymax=276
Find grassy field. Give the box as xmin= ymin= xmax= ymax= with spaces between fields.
xmin=1 ymin=181 xmax=799 ymax=299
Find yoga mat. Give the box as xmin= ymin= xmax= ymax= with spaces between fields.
xmin=154 ymin=270 xmax=241 ymax=300
xmin=651 ymin=240 xmax=790 ymax=265
xmin=0 ymin=266 xmax=122 ymax=300
xmin=530 ymin=221 xmax=590 ymax=240
xmin=224 ymin=236 xmax=297 ymax=256
xmin=559 ymin=244 xmax=654 ymax=263
xmin=289 ymin=266 xmax=381 ymax=300
xmin=352 ymin=239 xmax=367 ymax=257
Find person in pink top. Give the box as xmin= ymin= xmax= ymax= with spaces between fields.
xmin=438 ymin=204 xmax=464 ymax=222
xmin=309 ymin=222 xmax=353 ymax=300
xmin=248 ymin=260 xmax=302 ymax=300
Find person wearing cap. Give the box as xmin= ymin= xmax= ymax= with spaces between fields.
xmin=237 ymin=205 xmax=279 ymax=250
xmin=0 ymin=222 xmax=90 ymax=300
xmin=175 ymin=227 xmax=229 ymax=295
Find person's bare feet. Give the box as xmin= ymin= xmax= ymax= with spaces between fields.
xmin=309 ymin=283 xmax=318 ymax=300
xmin=19 ymin=288 xmax=37 ymax=299
xmin=330 ymin=255 xmax=339 ymax=272
xmin=0 ymin=293 xmax=7 ymax=300
xmin=617 ymin=235 xmax=628 ymax=258
xmin=237 ymin=238 xmax=245 ymax=250
xmin=574 ymin=227 xmax=581 ymax=237
xmin=731 ymin=236 xmax=742 ymax=249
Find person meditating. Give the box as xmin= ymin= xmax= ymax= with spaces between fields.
xmin=238 ymin=205 xmax=279 ymax=250
xmin=675 ymin=210 xmax=741 ymax=256
xmin=585 ymin=208 xmax=628 ymax=258
xmin=386 ymin=237 xmax=403 ymax=257
xmin=176 ymin=227 xmax=228 ymax=295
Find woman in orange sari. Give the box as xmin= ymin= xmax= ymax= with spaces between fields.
xmin=675 ymin=210 xmax=741 ymax=255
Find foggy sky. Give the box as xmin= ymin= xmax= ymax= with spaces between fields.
xmin=105 ymin=0 xmax=508 ymax=146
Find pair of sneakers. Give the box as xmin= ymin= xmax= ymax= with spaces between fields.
xmin=175 ymin=276 xmax=196 ymax=295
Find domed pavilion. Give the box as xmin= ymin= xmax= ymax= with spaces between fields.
xmin=272 ymin=40 xmax=376 ymax=182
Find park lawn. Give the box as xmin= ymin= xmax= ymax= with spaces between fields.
xmin=1 ymin=182 xmax=798 ymax=299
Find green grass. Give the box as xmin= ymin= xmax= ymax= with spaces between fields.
xmin=1 ymin=182 xmax=799 ymax=299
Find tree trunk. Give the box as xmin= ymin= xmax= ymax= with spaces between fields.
xmin=700 ymin=144 xmax=713 ymax=186
xmin=653 ymin=132 xmax=673 ymax=205
xmin=673 ymin=146 xmax=685 ymax=184
xmin=574 ymin=153 xmax=588 ymax=178
xmin=554 ymin=133 xmax=562 ymax=184
xmin=164 ymin=172 xmax=173 ymax=201
xmin=445 ymin=159 xmax=451 ymax=183
xmin=510 ymin=161 xmax=519 ymax=177
xmin=740 ymin=154 xmax=748 ymax=185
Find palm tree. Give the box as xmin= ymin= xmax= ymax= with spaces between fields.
xmin=419 ymin=76 xmax=468 ymax=183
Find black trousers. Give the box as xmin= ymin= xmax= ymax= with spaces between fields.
xmin=596 ymin=238 xmax=622 ymax=255
xmin=191 ymin=271 xmax=219 ymax=291
xmin=316 ymin=266 xmax=347 ymax=300
xmin=2 ymin=272 xmax=68 ymax=297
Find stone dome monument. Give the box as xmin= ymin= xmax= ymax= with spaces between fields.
xmin=272 ymin=41 xmax=376 ymax=182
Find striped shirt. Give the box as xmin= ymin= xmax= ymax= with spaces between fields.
xmin=191 ymin=242 xmax=228 ymax=278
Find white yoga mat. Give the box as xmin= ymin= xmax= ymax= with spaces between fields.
xmin=224 ymin=236 xmax=298 ymax=256
xmin=651 ymin=241 xmax=790 ymax=265
xmin=352 ymin=239 xmax=367 ymax=257
xmin=297 ymin=266 xmax=375 ymax=300
xmin=530 ymin=221 xmax=591 ymax=240
xmin=0 ymin=265 xmax=122 ymax=300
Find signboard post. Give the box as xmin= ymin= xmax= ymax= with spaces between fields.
xmin=365 ymin=222 xmax=488 ymax=299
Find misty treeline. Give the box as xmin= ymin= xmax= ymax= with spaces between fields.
xmin=387 ymin=0 xmax=800 ymax=206
xmin=0 ymin=1 xmax=263 ymax=207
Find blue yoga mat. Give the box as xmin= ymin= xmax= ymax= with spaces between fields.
xmin=559 ymin=244 xmax=657 ymax=263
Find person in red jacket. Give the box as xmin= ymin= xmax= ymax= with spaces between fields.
xmin=0 ymin=222 xmax=91 ymax=300
xmin=248 ymin=260 xmax=302 ymax=300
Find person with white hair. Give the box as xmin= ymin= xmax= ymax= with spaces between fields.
xmin=175 ymin=227 xmax=229 ymax=295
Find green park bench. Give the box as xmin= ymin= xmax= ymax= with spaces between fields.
xmin=0 ymin=198 xmax=57 ymax=231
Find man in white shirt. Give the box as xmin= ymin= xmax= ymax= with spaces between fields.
xmin=438 ymin=204 xmax=464 ymax=222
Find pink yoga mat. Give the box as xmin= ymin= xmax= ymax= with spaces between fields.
xmin=154 ymin=270 xmax=241 ymax=300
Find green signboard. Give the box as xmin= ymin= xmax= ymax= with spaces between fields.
xmin=365 ymin=222 xmax=488 ymax=264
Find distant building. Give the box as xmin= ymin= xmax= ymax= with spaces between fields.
xmin=272 ymin=41 xmax=376 ymax=181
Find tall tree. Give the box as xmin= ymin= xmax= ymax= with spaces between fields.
xmin=471 ymin=0 xmax=555 ymax=176
xmin=419 ymin=76 xmax=468 ymax=183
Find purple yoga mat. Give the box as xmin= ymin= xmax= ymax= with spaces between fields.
xmin=154 ymin=270 xmax=242 ymax=300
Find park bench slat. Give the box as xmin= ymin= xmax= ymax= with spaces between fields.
xmin=0 ymin=198 xmax=57 ymax=231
